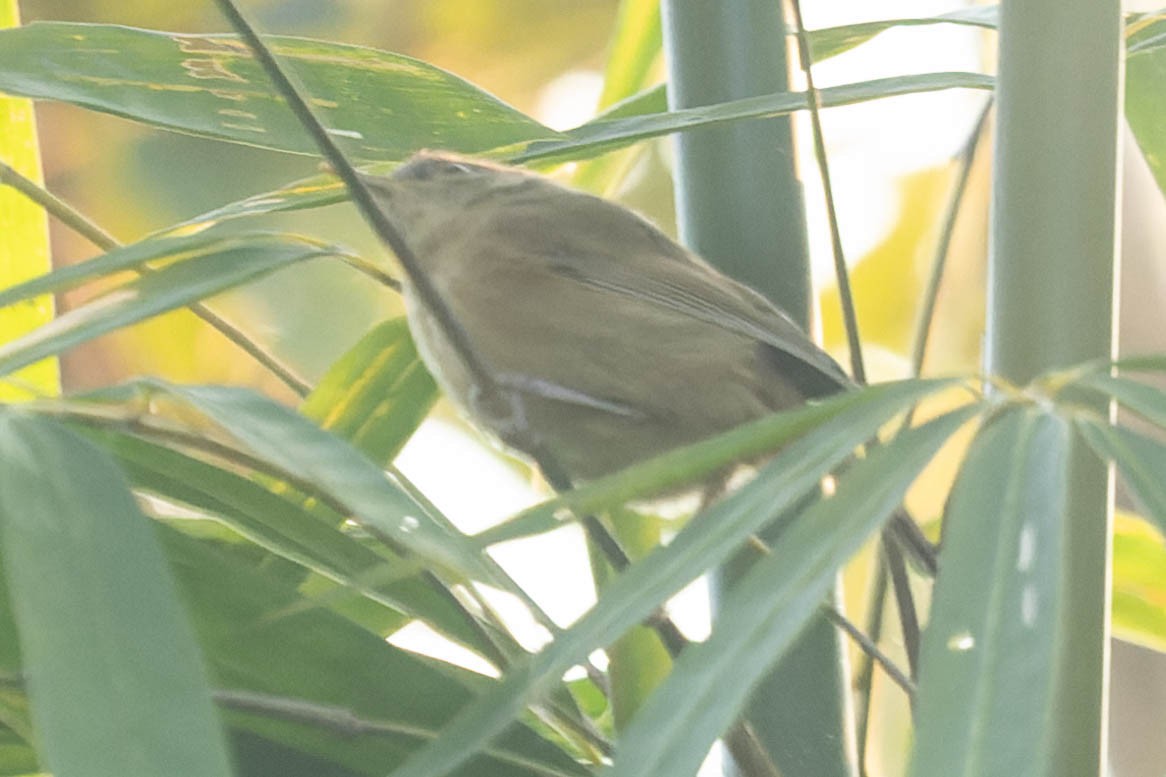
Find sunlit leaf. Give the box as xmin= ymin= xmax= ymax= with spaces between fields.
xmin=0 ymin=22 xmax=557 ymax=160
xmin=1112 ymin=512 xmax=1166 ymax=653
xmin=301 ymin=317 xmax=438 ymax=466
xmin=0 ymin=9 xmax=56 ymax=400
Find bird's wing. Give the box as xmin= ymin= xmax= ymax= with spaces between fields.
xmin=546 ymin=248 xmax=854 ymax=393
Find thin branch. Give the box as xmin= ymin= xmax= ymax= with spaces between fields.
xmin=909 ymin=99 xmax=993 ymax=378
xmin=784 ymin=0 xmax=865 ymax=384
xmin=0 ymin=158 xmax=120 ymax=248
xmin=784 ymin=6 xmax=949 ymax=718
xmin=0 ymin=159 xmax=312 ymax=397
xmin=578 ymin=513 xmax=688 ymax=656
xmin=822 ymin=604 xmax=915 ymax=698
xmin=750 ymin=530 xmax=916 ymax=698
xmin=210 ymin=0 xmax=516 ymax=428
xmin=853 ymin=560 xmax=889 ymax=777
xmin=214 ymin=689 xmax=591 ymax=776
xmin=881 ymin=534 xmax=920 ymax=683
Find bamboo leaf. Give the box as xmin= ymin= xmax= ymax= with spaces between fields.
xmin=1074 ymin=371 xmax=1166 ymax=429
xmin=0 ymin=234 xmax=335 ymax=377
xmin=301 ymin=318 xmax=438 ymax=466
xmin=386 ymin=378 xmax=964 ymax=777
xmin=1126 ymin=12 xmax=1166 ymax=196
xmin=0 ymin=413 xmax=233 ymax=777
xmin=160 ymin=527 xmax=589 ymax=777
xmin=1075 ymin=418 xmax=1166 ymax=538
xmin=518 ymin=71 xmax=994 ymax=164
xmin=143 ymin=70 xmax=995 ymax=236
xmin=810 ymin=6 xmax=998 ymax=61
xmin=111 ymin=381 xmax=498 ymax=585
xmin=477 ymin=378 xmax=957 ymax=546
xmin=1112 ymin=512 xmax=1166 ymax=652
xmin=605 ymin=407 xmax=977 ymax=777
xmin=81 ymin=427 xmax=486 ymax=650
xmin=0 ymin=6 xmax=57 ymax=400
xmin=0 ymin=22 xmax=555 ymax=160
xmin=0 ymin=232 xmax=292 ymax=307
xmin=909 ymin=408 xmax=1072 ymax=777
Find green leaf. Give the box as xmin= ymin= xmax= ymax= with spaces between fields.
xmin=82 ymin=427 xmax=487 ymax=651
xmin=0 ymin=22 xmax=557 ymax=160
xmin=0 ymin=234 xmax=336 ymax=377
xmin=0 ymin=18 xmax=1004 ymax=172
xmin=1127 ymin=13 xmax=1166 ymax=196
xmin=1112 ymin=354 xmax=1166 ymax=373
xmin=567 ymin=0 xmax=663 ymax=196
xmin=301 ymin=318 xmax=438 ymax=466
xmin=168 ymin=172 xmax=352 ymax=233
xmin=0 ymin=554 xmax=36 ymax=762
xmin=596 ymin=0 xmax=662 ymax=111
xmin=159 ymin=528 xmax=588 ymax=777
xmin=809 ymin=6 xmax=998 ymax=61
xmin=387 ymin=378 xmax=963 ymax=777
xmin=0 ymin=412 xmax=233 ymax=777
xmin=156 ymin=70 xmax=993 ymax=236
xmin=605 ymin=407 xmax=977 ymax=777
xmin=517 ymin=71 xmax=994 ymax=164
xmin=0 ymin=7 xmax=58 ymax=401
xmin=909 ymin=408 xmax=1072 ymax=777
xmin=476 ymin=378 xmax=957 ymax=546
xmin=588 ymin=84 xmax=667 ymax=122
xmin=119 ymin=381 xmax=498 ymax=584
xmin=1112 ymin=513 xmax=1166 ymax=653
xmin=0 ymin=231 xmax=299 ymax=307
xmin=0 ymin=724 xmax=38 ymax=777
xmin=1074 ymin=371 xmax=1166 ymax=429
xmin=1074 ymin=418 xmax=1166 ymax=539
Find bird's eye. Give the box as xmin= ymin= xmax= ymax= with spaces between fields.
xmin=393 ymin=155 xmax=478 ymax=182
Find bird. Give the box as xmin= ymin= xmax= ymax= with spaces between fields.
xmin=361 ymin=151 xmax=856 ymax=485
